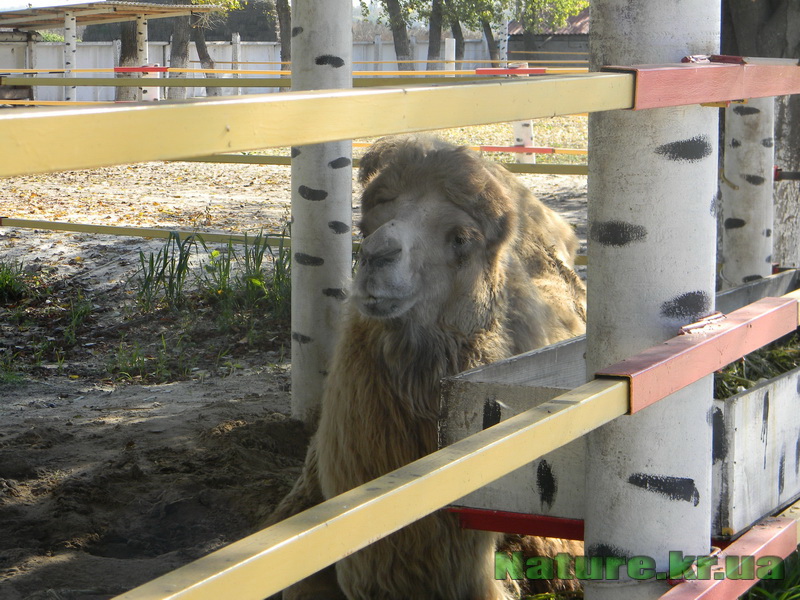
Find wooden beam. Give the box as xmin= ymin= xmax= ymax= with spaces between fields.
xmin=0 ymin=74 xmax=633 ymax=178
xmin=112 ymin=379 xmax=628 ymax=600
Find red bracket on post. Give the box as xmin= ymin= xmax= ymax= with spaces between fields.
xmin=596 ymin=296 xmax=798 ymax=414
xmin=602 ymin=55 xmax=800 ymax=110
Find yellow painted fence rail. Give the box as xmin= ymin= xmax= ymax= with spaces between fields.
xmin=110 ymin=289 xmax=800 ymax=600
xmin=113 ymin=379 xmax=629 ymax=600
xmin=0 ymin=73 xmax=632 ymax=178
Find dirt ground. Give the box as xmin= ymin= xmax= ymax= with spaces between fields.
xmin=0 ymin=159 xmax=587 ymax=600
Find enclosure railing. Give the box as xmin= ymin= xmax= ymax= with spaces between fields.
xmin=1 ymin=57 xmax=799 ymax=600
xmin=110 ymin=292 xmax=800 ymax=600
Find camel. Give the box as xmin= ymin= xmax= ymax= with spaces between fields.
xmin=267 ymin=135 xmax=586 ymax=600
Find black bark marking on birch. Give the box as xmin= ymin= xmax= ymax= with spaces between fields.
xmin=710 ymin=194 xmax=720 ymax=216
xmin=724 ymin=218 xmax=746 ymax=229
xmin=482 ymin=397 xmax=501 ymax=430
xmin=328 ymin=157 xmax=351 ymax=169
xmin=762 ymin=391 xmax=770 ymax=469
xmin=589 ymin=220 xmax=647 ymax=247
xmin=712 ymin=407 xmax=727 ymax=463
xmin=660 ymin=291 xmax=711 ymax=321
xmin=795 ymin=435 xmax=800 ymax=475
xmin=627 ymin=473 xmax=700 ymax=506
xmin=536 ymin=460 xmax=557 ymax=510
xmin=765 ymin=229 xmax=773 ymax=237
xmin=743 ymin=274 xmax=764 ymax=283
xmin=294 ymin=253 xmax=324 ymax=266
xmin=328 ymin=221 xmax=350 ymax=234
xmin=733 ymin=105 xmax=761 ymax=116
xmin=742 ymin=174 xmax=766 ymax=185
xmin=298 ymin=185 xmax=328 ymax=201
xmin=520 ymin=122 xmax=531 ymax=127
xmin=291 ymin=147 xmax=301 ymax=158
xmin=292 ymin=332 xmax=312 ymax=344
xmin=778 ymin=451 xmax=786 ymax=495
xmin=587 ymin=543 xmax=630 ymax=560
xmin=762 ymin=137 xmax=774 ymax=148
xmin=291 ymin=26 xmax=303 ymax=37
xmin=730 ymin=138 xmax=741 ymax=148
xmin=655 ymin=135 xmax=712 ymax=162
xmin=315 ymin=55 xmax=345 ymax=68
xmin=766 ymin=255 xmax=773 ymax=263
xmin=322 ymin=288 xmax=347 ymax=300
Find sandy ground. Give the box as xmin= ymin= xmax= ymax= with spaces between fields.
xmin=0 ymin=159 xmax=587 ymax=600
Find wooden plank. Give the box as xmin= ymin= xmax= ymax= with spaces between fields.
xmin=441 ymin=273 xmax=800 ymax=531
xmin=113 ymin=379 xmax=627 ymax=600
xmin=713 ymin=366 xmax=800 ymax=538
xmin=0 ymin=73 xmax=634 ymax=178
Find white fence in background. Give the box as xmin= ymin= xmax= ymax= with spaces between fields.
xmin=0 ymin=38 xmax=491 ymax=102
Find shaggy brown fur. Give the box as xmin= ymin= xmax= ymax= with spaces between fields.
xmin=266 ymin=135 xmax=586 ymax=600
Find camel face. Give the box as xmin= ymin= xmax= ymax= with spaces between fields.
xmin=354 ymin=189 xmax=489 ymax=322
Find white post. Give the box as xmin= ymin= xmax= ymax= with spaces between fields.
xmin=136 ymin=14 xmax=148 ymax=101
xmin=373 ymin=34 xmax=382 ymax=71
xmin=231 ymin=32 xmax=242 ymax=95
xmin=585 ymin=2 xmax=720 ymax=599
xmin=444 ymin=37 xmax=456 ymax=75
xmin=290 ymin=0 xmax=353 ymax=426
xmin=512 ymin=120 xmax=535 ymax=164
xmin=720 ymin=97 xmax=775 ymax=289
xmin=63 ymin=11 xmax=77 ymax=102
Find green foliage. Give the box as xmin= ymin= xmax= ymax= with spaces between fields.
xmin=110 ymin=334 xmax=191 ymax=383
xmin=198 ymin=229 xmax=292 ymax=324
xmin=38 ymin=31 xmax=66 ymax=42
xmin=714 ymin=333 xmax=800 ymax=399
xmin=135 ymin=233 xmax=196 ymax=312
xmin=0 ymin=350 xmax=23 ymax=385
xmin=0 ymin=260 xmax=31 ymax=305
xmin=516 ymin=0 xmax=588 ymax=34
xmin=743 ymin=551 xmax=800 ymax=600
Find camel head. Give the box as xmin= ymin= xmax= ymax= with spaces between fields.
xmin=353 ymin=136 xmax=518 ymax=330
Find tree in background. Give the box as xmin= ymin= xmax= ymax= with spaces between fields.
xmin=723 ymin=0 xmax=800 ymax=267
xmin=383 ymin=0 xmax=415 ymax=70
xmin=275 ymin=0 xmax=290 ymax=69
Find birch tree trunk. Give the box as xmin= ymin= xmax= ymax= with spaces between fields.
xmin=720 ymin=97 xmax=775 ymax=289
xmin=290 ymin=0 xmax=353 ymax=426
xmin=723 ymin=0 xmax=800 ymax=266
xmin=584 ymin=2 xmax=719 ymax=599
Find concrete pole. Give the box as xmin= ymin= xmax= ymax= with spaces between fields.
xmin=63 ymin=11 xmax=77 ymax=102
xmin=585 ymin=2 xmax=720 ymax=599
xmin=290 ymin=0 xmax=353 ymax=426
xmin=136 ymin=14 xmax=148 ymax=102
xmin=720 ymin=97 xmax=775 ymax=289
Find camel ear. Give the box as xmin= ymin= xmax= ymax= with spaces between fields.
xmin=358 ymin=137 xmax=404 ymax=185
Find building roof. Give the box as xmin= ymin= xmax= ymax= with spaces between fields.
xmin=0 ymin=1 xmax=222 ymax=31
xmin=509 ymin=7 xmax=589 ymax=36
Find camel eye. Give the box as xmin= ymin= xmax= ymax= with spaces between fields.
xmin=450 ymin=229 xmax=476 ymax=257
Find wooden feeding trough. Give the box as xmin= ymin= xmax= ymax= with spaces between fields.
xmin=441 ymin=270 xmax=800 ymax=540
